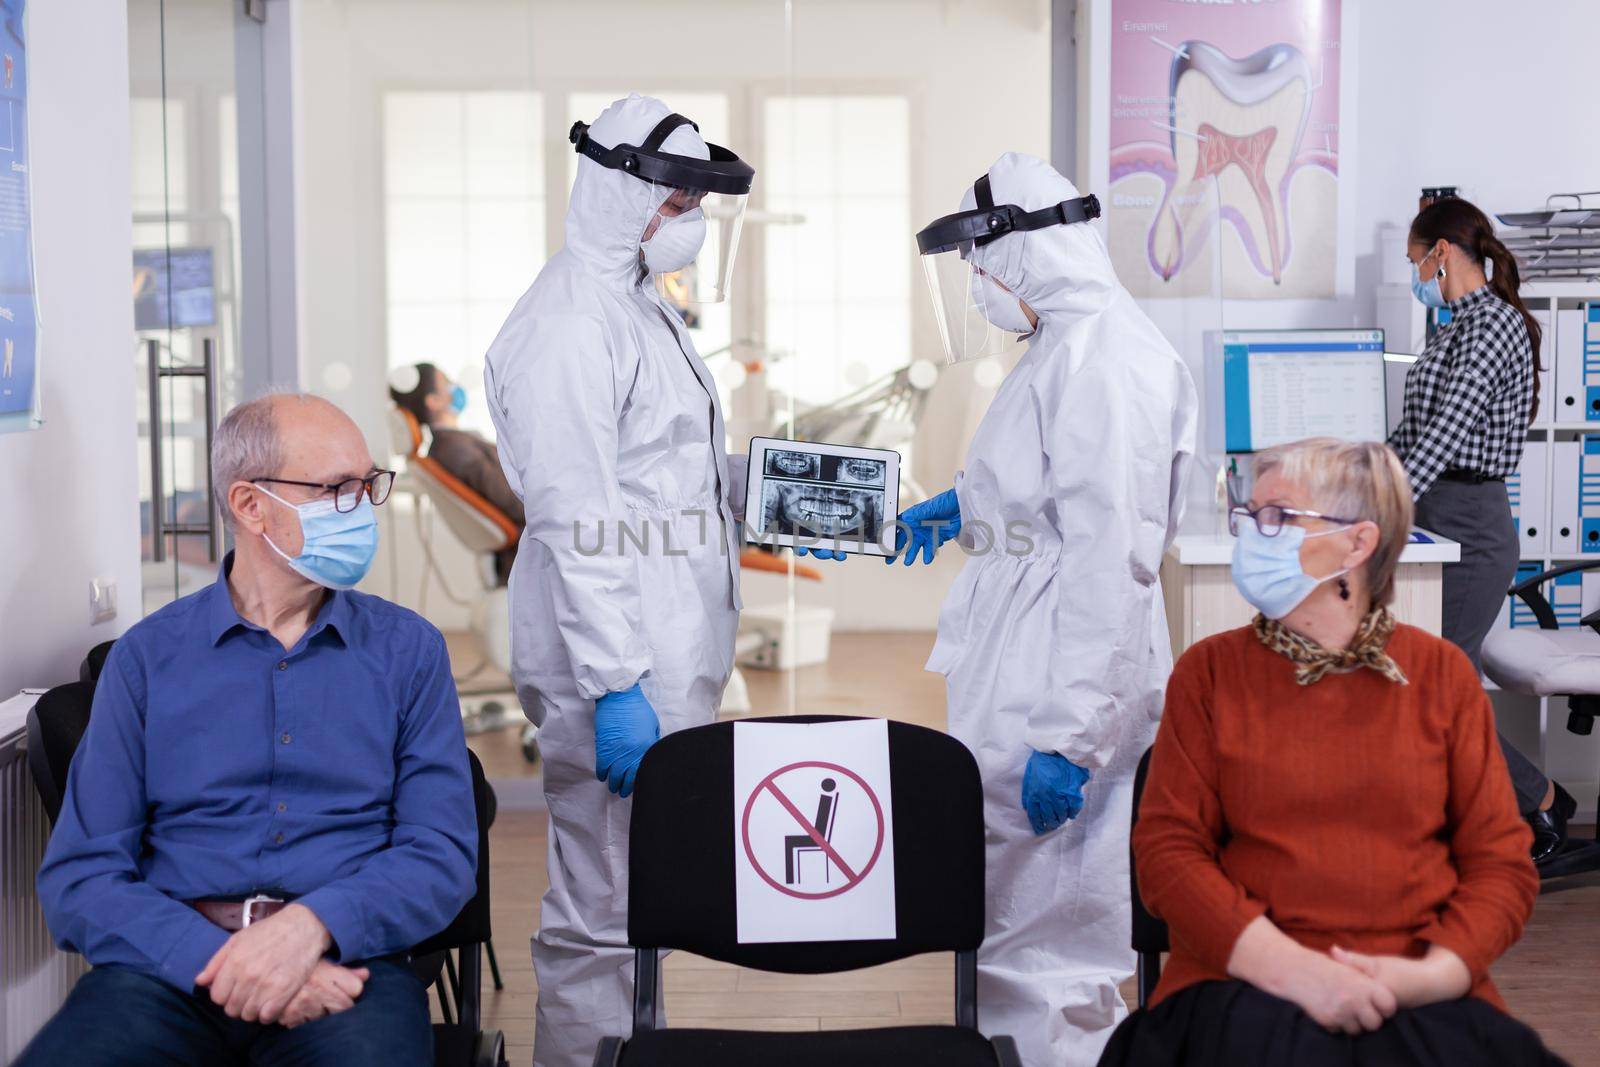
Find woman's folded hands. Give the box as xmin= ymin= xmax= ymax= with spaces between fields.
xmin=1330 ymin=944 xmax=1473 ymax=1011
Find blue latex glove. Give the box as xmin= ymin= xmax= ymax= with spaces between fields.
xmin=594 ymin=683 xmax=660 ymax=798
xmin=1020 ymin=750 xmax=1091 ymax=835
xmin=887 ymin=487 xmax=962 ymax=566
xmin=794 ymin=545 xmax=848 ymax=561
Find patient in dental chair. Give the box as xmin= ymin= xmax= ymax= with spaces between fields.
xmin=391 ymin=362 xmax=525 ymax=584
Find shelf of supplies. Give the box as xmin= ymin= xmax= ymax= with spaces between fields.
xmin=1522 ymin=282 xmax=1600 ymax=299
xmin=1528 ymin=423 xmax=1600 ymax=432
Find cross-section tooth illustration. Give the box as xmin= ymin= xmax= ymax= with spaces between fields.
xmin=1155 ymin=41 xmax=1311 ymax=286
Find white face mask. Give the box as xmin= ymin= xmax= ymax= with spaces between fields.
xmin=971 ymin=269 xmax=1033 ymax=334
xmin=642 ymin=207 xmax=707 ymax=274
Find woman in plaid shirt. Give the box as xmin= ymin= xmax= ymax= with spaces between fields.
xmin=1389 ymin=196 xmax=1573 ymax=868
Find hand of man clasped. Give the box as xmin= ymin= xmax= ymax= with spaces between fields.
xmin=195 ymin=903 xmax=367 ymax=1027
xmin=278 ymin=960 xmax=370 ymax=1028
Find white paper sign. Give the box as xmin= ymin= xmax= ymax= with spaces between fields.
xmin=733 ymin=719 xmax=898 ymax=944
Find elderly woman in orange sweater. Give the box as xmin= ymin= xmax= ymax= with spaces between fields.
xmin=1099 ymin=438 xmax=1563 ymax=1066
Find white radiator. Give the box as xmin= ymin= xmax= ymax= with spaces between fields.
xmin=1 ymin=701 xmax=85 ymax=1063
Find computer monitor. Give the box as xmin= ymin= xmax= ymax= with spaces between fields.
xmin=132 ymin=247 xmax=216 ymax=331
xmin=1210 ymin=329 xmax=1387 ymax=454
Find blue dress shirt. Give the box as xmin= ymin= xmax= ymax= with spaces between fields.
xmin=36 ymin=556 xmax=478 ymax=993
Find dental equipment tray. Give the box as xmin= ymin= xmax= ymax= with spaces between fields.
xmin=744 ymin=436 xmax=902 ymax=557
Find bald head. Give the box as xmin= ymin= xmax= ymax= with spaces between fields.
xmin=213 ymin=393 xmax=374 ymax=531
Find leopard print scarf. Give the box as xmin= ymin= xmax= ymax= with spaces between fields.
xmin=1253 ymin=607 xmax=1409 ymax=687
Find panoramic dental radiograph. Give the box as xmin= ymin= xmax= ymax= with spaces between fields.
xmin=758 ymin=449 xmax=886 ymax=542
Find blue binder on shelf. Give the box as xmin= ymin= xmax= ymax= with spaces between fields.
xmin=1586 ymin=304 xmax=1600 ymax=422
xmin=1550 ymin=569 xmax=1584 ymax=627
xmin=1582 ymin=434 xmax=1600 ymax=553
xmin=1505 ymin=561 xmax=1546 ymax=630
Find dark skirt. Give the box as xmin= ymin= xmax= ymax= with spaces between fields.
xmin=1096 ymin=981 xmax=1569 ymax=1067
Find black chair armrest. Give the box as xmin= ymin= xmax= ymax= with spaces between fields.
xmin=1508 ymin=560 xmax=1600 ymax=631
xmin=990 ymin=1035 xmax=1023 ymax=1067
xmin=591 ymin=1036 xmax=624 ymax=1067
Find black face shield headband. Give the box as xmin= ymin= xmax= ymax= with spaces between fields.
xmin=569 ymin=112 xmax=754 ymax=197
xmin=915 ymin=172 xmax=1100 ymax=256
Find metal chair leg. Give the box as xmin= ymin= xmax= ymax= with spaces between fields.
xmin=444 ymin=950 xmax=462 ymax=1011
xmin=485 ymin=937 xmax=504 ymax=991
xmin=434 ymin=973 xmax=455 ymax=1027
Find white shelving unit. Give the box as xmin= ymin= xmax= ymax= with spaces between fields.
xmin=1496 ymin=282 xmax=1600 ymax=818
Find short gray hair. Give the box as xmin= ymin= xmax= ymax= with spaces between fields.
xmin=212 ymin=392 xmax=298 ymax=529
xmin=1254 ymin=437 xmax=1414 ymax=605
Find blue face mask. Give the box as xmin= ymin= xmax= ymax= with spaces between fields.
xmin=1411 ymin=249 xmax=1447 ymax=309
xmin=1231 ymin=522 xmax=1351 ymax=620
xmin=258 ymin=485 xmax=379 ymax=590
xmin=450 ymin=385 xmax=467 ymax=414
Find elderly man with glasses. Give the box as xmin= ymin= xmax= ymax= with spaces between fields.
xmin=18 ymin=393 xmax=476 ymax=1067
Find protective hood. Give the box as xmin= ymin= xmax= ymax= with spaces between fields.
xmin=960 ymin=153 xmax=1119 ymax=324
xmin=564 ymin=93 xmax=711 ymax=289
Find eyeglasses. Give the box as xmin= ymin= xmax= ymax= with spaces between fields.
xmin=254 ymin=470 xmax=396 ymax=513
xmin=1228 ymin=504 xmax=1357 ymax=538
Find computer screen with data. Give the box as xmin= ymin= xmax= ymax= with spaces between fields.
xmin=1217 ymin=329 xmax=1387 ymax=453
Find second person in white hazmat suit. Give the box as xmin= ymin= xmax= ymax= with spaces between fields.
xmin=483 ymin=94 xmax=752 ymax=1067
xmin=903 ymin=153 xmax=1198 ymax=1066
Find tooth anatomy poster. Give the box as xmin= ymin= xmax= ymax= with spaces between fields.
xmin=1108 ymin=0 xmax=1342 ymax=301
xmin=0 ymin=0 xmax=35 ymax=432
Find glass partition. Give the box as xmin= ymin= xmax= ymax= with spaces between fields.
xmin=129 ymin=0 xmax=247 ymax=613
xmin=1108 ymin=173 xmax=1229 ymax=532
xmin=290 ymin=0 xmax=1062 ymax=777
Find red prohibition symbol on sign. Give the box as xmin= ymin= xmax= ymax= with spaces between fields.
xmin=740 ymin=760 xmax=886 ymax=900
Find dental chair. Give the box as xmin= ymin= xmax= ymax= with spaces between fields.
xmin=1481 ymin=560 xmax=1600 ymax=879
xmin=782 ymin=364 xmax=936 ymax=503
xmin=387 ymin=408 xmax=806 ymax=735
xmin=388 ymin=407 xmax=535 ymax=758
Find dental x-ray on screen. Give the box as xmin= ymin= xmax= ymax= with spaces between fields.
xmin=745 ymin=437 xmax=901 ymax=556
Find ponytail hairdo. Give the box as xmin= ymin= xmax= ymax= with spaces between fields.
xmin=1410 ymin=198 xmax=1543 ymax=420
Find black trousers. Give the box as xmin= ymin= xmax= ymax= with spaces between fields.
xmin=1416 ymin=478 xmax=1549 ymax=815
xmin=1098 ymin=980 xmax=1568 ymax=1067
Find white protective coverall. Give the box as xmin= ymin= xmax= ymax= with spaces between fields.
xmin=483 ymin=94 xmax=743 ymax=1067
xmin=926 ymin=153 xmax=1197 ymax=1066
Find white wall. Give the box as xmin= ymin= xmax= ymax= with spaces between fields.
xmin=294 ymin=0 xmax=1051 ymax=629
xmin=0 ymin=3 xmax=140 ymax=695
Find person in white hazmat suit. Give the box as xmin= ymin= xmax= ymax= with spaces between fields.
xmin=900 ymin=153 xmax=1198 ymax=1066
xmin=483 ymin=94 xmax=753 ymax=1067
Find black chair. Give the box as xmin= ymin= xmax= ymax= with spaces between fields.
xmin=1128 ymin=747 xmax=1167 ymax=1009
xmin=593 ymin=715 xmax=1021 ymax=1067
xmin=78 ymin=640 xmax=115 ymax=685
xmin=24 ymin=677 xmax=506 ymax=1067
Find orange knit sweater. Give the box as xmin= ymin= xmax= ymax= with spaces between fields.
xmin=1134 ymin=623 xmax=1538 ymax=1010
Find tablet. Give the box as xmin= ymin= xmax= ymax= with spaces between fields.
xmin=744 ymin=436 xmax=902 ymax=557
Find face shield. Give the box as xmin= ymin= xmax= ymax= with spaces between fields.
xmin=915 ymin=174 xmax=1101 ymax=363
xmin=570 ymin=113 xmax=753 ymax=306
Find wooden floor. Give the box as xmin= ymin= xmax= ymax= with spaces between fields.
xmin=451 ymin=632 xmax=1600 ymax=1065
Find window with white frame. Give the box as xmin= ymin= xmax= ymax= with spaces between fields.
xmin=763 ymin=94 xmax=912 ymax=408
xmin=130 ymin=96 xmax=187 ymax=249
xmin=382 ymin=90 xmax=544 ymax=433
